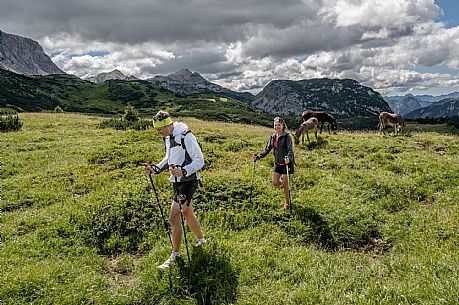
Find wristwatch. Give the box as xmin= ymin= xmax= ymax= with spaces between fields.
xmin=181 ymin=168 xmax=187 ymax=177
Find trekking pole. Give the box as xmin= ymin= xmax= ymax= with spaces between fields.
xmin=285 ymin=160 xmax=292 ymax=212
xmin=147 ymin=172 xmax=172 ymax=246
xmin=248 ymin=159 xmax=256 ymax=207
xmin=171 ymin=164 xmax=191 ymax=263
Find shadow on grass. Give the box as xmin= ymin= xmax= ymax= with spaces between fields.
xmin=299 ymin=136 xmax=328 ymax=150
xmin=285 ymin=204 xmax=391 ymax=254
xmin=173 ymin=244 xmax=239 ymax=305
xmin=290 ymin=204 xmax=337 ymax=250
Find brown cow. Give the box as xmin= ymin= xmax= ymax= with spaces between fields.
xmin=378 ymin=112 xmax=405 ymax=135
xmin=291 ymin=117 xmax=319 ymax=145
xmin=301 ymin=110 xmax=337 ymax=134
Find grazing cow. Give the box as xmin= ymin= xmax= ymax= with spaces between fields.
xmin=378 ymin=112 xmax=405 ymax=135
xmin=292 ymin=117 xmax=319 ymax=145
xmin=301 ymin=110 xmax=337 ymax=134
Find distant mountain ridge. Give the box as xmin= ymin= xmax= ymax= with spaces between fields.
xmin=405 ymin=98 xmax=459 ymax=119
xmin=0 ymin=67 xmax=274 ymax=126
xmin=384 ymin=92 xmax=459 ymax=115
xmin=4 ymin=30 xmax=458 ymax=120
xmin=251 ymin=78 xmax=391 ymax=117
xmin=148 ymin=69 xmax=254 ymax=102
xmin=87 ymin=69 xmax=137 ymax=83
xmin=0 ymin=30 xmax=64 ymax=76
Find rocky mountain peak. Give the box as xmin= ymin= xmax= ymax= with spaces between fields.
xmin=0 ymin=30 xmax=65 ymax=75
xmin=174 ymin=68 xmax=193 ymax=76
xmin=252 ymin=78 xmax=391 ymax=117
xmin=164 ymin=69 xmax=208 ymax=83
xmin=87 ymin=69 xmax=130 ymax=83
xmin=148 ymin=69 xmax=253 ymax=102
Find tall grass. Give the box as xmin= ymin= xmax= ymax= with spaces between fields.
xmin=1 ymin=113 xmax=458 ymax=304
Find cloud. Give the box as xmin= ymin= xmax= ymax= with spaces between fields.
xmin=1 ymin=0 xmax=459 ymax=95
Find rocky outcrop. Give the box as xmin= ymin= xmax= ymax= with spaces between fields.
xmin=148 ymin=69 xmax=253 ymax=102
xmin=251 ymin=78 xmax=391 ymax=117
xmin=87 ymin=69 xmax=133 ymax=83
xmin=0 ymin=30 xmax=64 ymax=75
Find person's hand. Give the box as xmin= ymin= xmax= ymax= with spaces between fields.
xmin=143 ymin=163 xmax=160 ymax=174
xmin=170 ymin=164 xmax=183 ymax=177
xmin=253 ymin=154 xmax=259 ymax=162
xmin=284 ymin=156 xmax=290 ymax=164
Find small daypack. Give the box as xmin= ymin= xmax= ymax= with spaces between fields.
xmin=180 ymin=130 xmax=203 ymax=157
xmin=179 ymin=129 xmax=204 ymax=186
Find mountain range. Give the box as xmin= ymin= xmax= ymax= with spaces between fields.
xmin=1 ymin=29 xmax=458 ymax=120
xmin=404 ymin=98 xmax=459 ymax=119
xmin=384 ymin=92 xmax=459 ymax=115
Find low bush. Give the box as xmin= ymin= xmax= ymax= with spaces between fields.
xmin=79 ymin=184 xmax=165 ymax=255
xmin=98 ymin=118 xmax=154 ymax=130
xmin=0 ymin=107 xmax=23 ymax=132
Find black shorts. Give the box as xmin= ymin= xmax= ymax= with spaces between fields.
xmin=273 ymin=163 xmax=294 ymax=175
xmin=173 ymin=180 xmax=199 ymax=205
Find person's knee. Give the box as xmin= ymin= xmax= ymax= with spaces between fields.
xmin=169 ymin=210 xmax=180 ymax=225
xmin=182 ymin=205 xmax=193 ymax=218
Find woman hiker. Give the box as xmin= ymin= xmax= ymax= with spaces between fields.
xmin=253 ymin=117 xmax=294 ymax=209
xmin=144 ymin=111 xmax=206 ymax=269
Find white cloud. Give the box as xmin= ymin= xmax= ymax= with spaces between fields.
xmin=2 ymin=0 xmax=459 ymax=95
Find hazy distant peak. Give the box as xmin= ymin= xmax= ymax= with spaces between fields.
xmin=384 ymin=92 xmax=459 ymax=115
xmin=149 ymin=69 xmax=253 ymax=102
xmin=88 ymin=69 xmax=129 ymax=83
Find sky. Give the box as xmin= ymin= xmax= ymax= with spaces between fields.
xmin=1 ymin=0 xmax=459 ymax=97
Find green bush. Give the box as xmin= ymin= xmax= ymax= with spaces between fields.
xmin=123 ymin=102 xmax=139 ymax=122
xmin=54 ymin=105 xmax=64 ymax=113
xmin=98 ymin=118 xmax=154 ymax=130
xmin=81 ymin=185 xmax=164 ymax=255
xmin=0 ymin=108 xmax=23 ymax=132
xmin=98 ymin=103 xmax=153 ymax=130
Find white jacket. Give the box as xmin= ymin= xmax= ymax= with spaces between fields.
xmin=156 ymin=122 xmax=204 ymax=182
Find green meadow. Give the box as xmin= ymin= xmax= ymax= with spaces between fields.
xmin=1 ymin=113 xmax=458 ymax=304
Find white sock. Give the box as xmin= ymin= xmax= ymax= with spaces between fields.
xmin=171 ymin=251 xmax=180 ymax=258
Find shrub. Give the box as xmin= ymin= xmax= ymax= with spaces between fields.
xmin=98 ymin=118 xmax=154 ymax=130
xmin=98 ymin=103 xmax=154 ymax=130
xmin=54 ymin=105 xmax=64 ymax=113
xmin=0 ymin=108 xmax=23 ymax=132
xmin=81 ymin=185 xmax=164 ymax=255
xmin=123 ymin=102 xmax=140 ymax=122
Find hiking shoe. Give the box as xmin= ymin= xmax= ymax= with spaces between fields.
xmin=196 ymin=238 xmax=206 ymax=246
xmin=157 ymin=253 xmax=179 ymax=270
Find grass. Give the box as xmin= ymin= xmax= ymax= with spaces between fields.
xmin=1 ymin=113 xmax=458 ymax=304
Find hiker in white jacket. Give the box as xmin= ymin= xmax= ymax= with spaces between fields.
xmin=144 ymin=111 xmax=206 ymax=269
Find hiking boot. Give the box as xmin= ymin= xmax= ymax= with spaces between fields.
xmin=196 ymin=238 xmax=206 ymax=246
xmin=157 ymin=252 xmax=180 ymax=269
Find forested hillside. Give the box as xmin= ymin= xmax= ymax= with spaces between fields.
xmin=0 ymin=68 xmax=274 ymax=126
